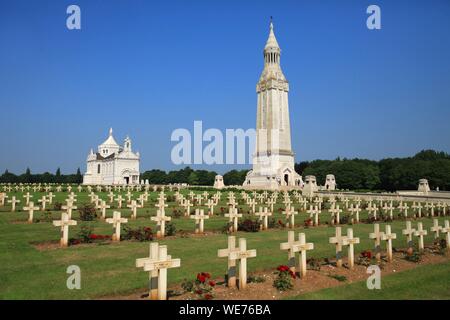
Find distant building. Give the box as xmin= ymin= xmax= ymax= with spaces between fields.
xmin=83 ymin=128 xmax=140 ymax=185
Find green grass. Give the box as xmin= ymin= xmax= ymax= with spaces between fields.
xmin=287 ymin=261 xmax=450 ymax=300
xmin=0 ymin=189 xmax=448 ymax=299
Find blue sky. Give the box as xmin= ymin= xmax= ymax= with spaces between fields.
xmin=1 ymin=0 xmax=450 ymax=174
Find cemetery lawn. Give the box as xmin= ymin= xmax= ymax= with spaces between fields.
xmin=1 ymin=190 xmax=450 ymax=299
xmin=288 ymin=261 xmax=450 ymax=300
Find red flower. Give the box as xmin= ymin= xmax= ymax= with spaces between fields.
xmin=208 ymin=280 xmax=216 ymax=287
xmin=197 ymin=274 xmax=206 ymax=283
xmin=277 ymin=265 xmax=290 ymax=272
xmin=89 ymin=234 xmax=98 ymax=240
xmin=195 ymin=289 xmax=203 ymax=294
xmin=204 ymin=293 xmax=213 ymax=300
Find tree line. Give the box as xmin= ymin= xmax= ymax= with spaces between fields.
xmin=1 ymin=150 xmax=449 ymax=191
xmin=0 ymin=168 xmax=83 ymax=184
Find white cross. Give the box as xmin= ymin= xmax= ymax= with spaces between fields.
xmin=23 ymin=201 xmax=39 ymax=223
xmin=348 ymin=204 xmax=361 ymax=223
xmin=441 ymin=220 xmax=450 ymax=253
xmin=307 ymin=205 xmax=320 ymax=226
xmin=367 ymin=203 xmax=378 ymax=220
xmin=128 ymin=200 xmax=140 ymax=219
xmin=381 ymin=225 xmax=397 ymax=262
xmin=38 ymin=196 xmax=49 ymax=210
xmin=225 ymin=208 xmax=243 ymax=233
xmin=217 ymin=236 xmax=239 ymax=287
xmin=414 ymin=222 xmax=428 ymax=251
xmin=206 ymin=198 xmax=215 ymax=216
xmin=329 ymin=227 xmax=348 ymax=267
xmin=280 ymin=231 xmax=314 ymax=277
xmin=183 ymin=199 xmax=192 ymax=217
xmin=247 ymin=198 xmax=257 ymax=214
xmin=106 ymin=211 xmax=128 ymax=241
xmin=47 ymin=192 xmax=56 ymax=205
xmin=190 ymin=209 xmax=209 ymax=233
xmin=255 ymin=207 xmax=272 ymax=230
xmin=136 ymin=243 xmax=180 ymax=300
xmin=115 ymin=195 xmax=124 ymax=208
xmin=329 ymin=204 xmax=342 ymax=225
xmin=227 ymin=238 xmax=256 ymax=289
xmin=62 ymin=202 xmax=77 ymax=219
xmin=402 ymin=221 xmax=416 ymax=248
xmin=97 ymin=200 xmax=110 ymax=219
xmin=23 ymin=192 xmax=33 ymax=205
xmin=151 ymin=209 xmax=172 ymax=238
xmin=430 ymin=218 xmax=442 ymax=239
xmin=7 ymin=196 xmax=21 ymax=212
xmin=369 ymin=224 xmax=385 ymax=261
xmin=266 ymin=198 xmax=275 ymax=212
xmin=53 ymin=212 xmax=77 ymax=247
xmin=342 ymin=228 xmax=360 ymax=269
xmin=283 ymin=206 xmax=298 ymax=228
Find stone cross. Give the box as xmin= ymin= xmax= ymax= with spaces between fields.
xmin=125 ymin=191 xmax=132 ymax=203
xmin=441 ymin=220 xmax=450 ymax=253
xmin=62 ymin=202 xmax=77 ymax=219
xmin=115 ymin=195 xmax=124 ymax=209
xmin=218 ymin=236 xmax=239 ymax=287
xmin=430 ymin=219 xmax=442 ymax=239
xmin=206 ymin=198 xmax=215 ymax=216
xmin=151 ymin=209 xmax=172 ymax=238
xmin=225 ymin=208 xmax=242 ymax=233
xmin=411 ymin=202 xmax=422 ymax=218
xmin=38 ymin=196 xmax=49 ymax=210
xmin=367 ymin=203 xmax=378 ymax=220
xmin=329 ymin=204 xmax=342 ymax=225
xmin=97 ymin=200 xmax=110 ymax=219
xmin=183 ymin=199 xmax=192 ymax=217
xmin=108 ymin=191 xmax=115 ymax=203
xmin=425 ymin=202 xmax=435 ymax=217
xmin=307 ymin=205 xmax=320 ymax=226
xmin=227 ymin=198 xmax=237 ymax=210
xmin=247 ymin=198 xmax=257 ymax=214
xmin=283 ymin=206 xmax=298 ymax=228
xmin=23 ymin=192 xmax=33 ymax=205
xmin=53 ymin=212 xmax=77 ymax=247
xmin=329 ymin=227 xmax=348 ymax=267
xmin=23 ymin=201 xmax=39 ymax=223
xmin=381 ymin=225 xmax=397 ymax=262
xmin=106 ymin=211 xmax=128 ymax=241
xmin=128 ymin=200 xmax=140 ymax=219
xmin=190 ymin=209 xmax=209 ymax=233
xmin=348 ymin=203 xmax=361 ymax=224
xmin=47 ymin=192 xmax=56 ymax=205
xmin=369 ymin=224 xmax=385 ymax=261
xmin=266 ymin=197 xmax=275 ymax=212
xmin=280 ymin=231 xmax=314 ymax=277
xmin=342 ymin=228 xmax=360 ymax=269
xmin=0 ymin=193 xmax=7 ymax=206
xmin=398 ymin=202 xmax=409 ymax=218
xmin=155 ymin=200 xmax=168 ymax=215
xmin=299 ymin=197 xmax=308 ymax=211
xmin=255 ymin=206 xmax=272 ymax=230
xmin=414 ymin=222 xmax=428 ymax=251
xmin=195 ymin=194 xmax=203 ymax=206
xmin=402 ymin=221 xmax=416 ymax=248
xmin=7 ymin=196 xmax=21 ymax=212
xmin=228 ymin=238 xmax=256 ymax=289
xmin=136 ymin=243 xmax=180 ymax=300
xmin=343 ymin=197 xmax=350 ymax=209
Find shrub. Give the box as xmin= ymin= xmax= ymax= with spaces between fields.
xmin=165 ymin=222 xmax=176 ymax=236
xmin=53 ymin=201 xmax=63 ymax=211
xmin=238 ymin=219 xmax=260 ymax=232
xmin=77 ymin=225 xmax=93 ymax=243
xmin=171 ymin=209 xmax=182 ymax=218
xmin=78 ymin=203 xmax=97 ymax=221
xmin=122 ymin=226 xmax=153 ymax=242
xmin=273 ymin=265 xmax=295 ymax=291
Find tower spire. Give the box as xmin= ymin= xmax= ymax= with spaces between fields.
xmin=109 ymin=127 xmax=113 ymax=136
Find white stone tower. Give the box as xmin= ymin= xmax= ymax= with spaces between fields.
xmin=244 ymin=20 xmax=302 ymax=189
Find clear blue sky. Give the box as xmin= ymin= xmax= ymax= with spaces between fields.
xmin=1 ymin=0 xmax=450 ymax=174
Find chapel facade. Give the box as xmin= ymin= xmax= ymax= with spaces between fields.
xmin=83 ymin=128 xmax=140 ymax=185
